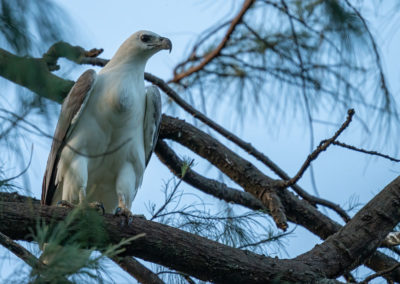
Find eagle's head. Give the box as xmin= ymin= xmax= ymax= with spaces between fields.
xmin=115 ymin=30 xmax=172 ymax=61
xmin=103 ymin=30 xmax=172 ymax=72
xmin=135 ymin=30 xmax=172 ymax=54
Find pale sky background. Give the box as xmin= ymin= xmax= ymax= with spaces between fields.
xmin=1 ymin=1 xmax=400 ymax=283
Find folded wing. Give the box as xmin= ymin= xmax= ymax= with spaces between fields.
xmin=41 ymin=69 xmax=97 ymax=205
xmin=143 ymin=85 xmax=162 ymax=167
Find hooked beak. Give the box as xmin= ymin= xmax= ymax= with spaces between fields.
xmin=159 ymin=37 xmax=172 ymax=53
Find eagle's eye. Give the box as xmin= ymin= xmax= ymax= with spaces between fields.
xmin=140 ymin=34 xmax=152 ymax=43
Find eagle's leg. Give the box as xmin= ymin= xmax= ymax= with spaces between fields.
xmin=58 ymin=157 xmax=104 ymax=214
xmin=114 ymin=163 xmax=139 ymax=225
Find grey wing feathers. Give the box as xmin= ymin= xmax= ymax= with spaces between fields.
xmin=143 ymin=85 xmax=162 ymax=167
xmin=41 ymin=69 xmax=97 ymax=205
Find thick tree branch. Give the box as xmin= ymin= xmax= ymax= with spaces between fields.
xmin=0 ymin=196 xmax=341 ymax=284
xmin=296 ymin=176 xmax=400 ymax=279
xmin=2 ymin=175 xmax=400 ymax=283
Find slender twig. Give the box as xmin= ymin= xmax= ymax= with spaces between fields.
xmin=237 ymin=229 xmax=294 ymax=249
xmin=111 ymin=256 xmax=165 ymax=284
xmin=150 ymin=159 xmax=194 ymax=221
xmin=333 ymin=141 xmax=400 ymax=163
xmin=360 ymin=263 xmax=400 ymax=283
xmin=0 ymin=144 xmax=33 ymax=185
xmin=169 ymin=0 xmax=255 ymax=83
xmin=282 ymin=109 xmax=355 ymax=188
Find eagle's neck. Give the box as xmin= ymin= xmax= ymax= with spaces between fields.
xmin=101 ymin=54 xmax=146 ymax=76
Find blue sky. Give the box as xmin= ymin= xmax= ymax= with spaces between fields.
xmin=2 ymin=1 xmax=400 ymax=282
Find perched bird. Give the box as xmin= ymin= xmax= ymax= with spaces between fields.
xmin=42 ymin=30 xmax=171 ymax=220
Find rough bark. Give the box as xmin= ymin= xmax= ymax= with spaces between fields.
xmin=0 ymin=196 xmax=337 ymax=283
xmin=1 ymin=175 xmax=400 ymax=283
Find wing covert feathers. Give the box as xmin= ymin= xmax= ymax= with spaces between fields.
xmin=41 ymin=69 xmax=96 ymax=205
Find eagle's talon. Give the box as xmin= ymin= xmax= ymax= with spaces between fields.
xmin=114 ymin=207 xmax=122 ymax=215
xmin=114 ymin=206 xmax=137 ymax=225
xmin=88 ymin=201 xmax=105 ymax=215
xmin=56 ymin=200 xmax=75 ymax=209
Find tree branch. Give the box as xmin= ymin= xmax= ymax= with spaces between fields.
xmin=111 ymin=256 xmax=165 ymax=284
xmin=42 ymin=41 xmax=105 ymax=71
xmin=333 ymin=141 xmax=400 ymax=163
xmin=155 ymin=140 xmax=267 ymax=212
xmin=0 ymin=231 xmax=42 ymax=269
xmin=169 ymin=0 xmax=255 ymax=83
xmin=0 ymin=48 xmax=73 ymax=103
xmin=2 ymin=176 xmax=400 ymax=283
xmin=296 ymin=176 xmax=400 ymax=280
xmin=281 ymin=109 xmax=354 ymax=189
xmin=0 ymin=195 xmax=342 ymax=283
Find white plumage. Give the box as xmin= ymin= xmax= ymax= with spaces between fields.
xmin=42 ymin=31 xmax=171 ymax=216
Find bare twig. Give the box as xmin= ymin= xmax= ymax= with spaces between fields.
xmin=0 ymin=144 xmax=33 ymax=186
xmin=111 ymin=256 xmax=165 ymax=284
xmin=360 ymin=262 xmax=400 ymax=283
xmin=169 ymin=0 xmax=255 ymax=83
xmin=282 ymin=109 xmax=355 ymax=188
xmin=333 ymin=141 xmax=400 ymax=163
xmin=150 ymin=159 xmax=194 ymax=221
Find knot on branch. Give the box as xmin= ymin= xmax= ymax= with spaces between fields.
xmin=43 ymin=41 xmax=104 ymax=71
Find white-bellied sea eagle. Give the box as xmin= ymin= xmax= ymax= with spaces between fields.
xmin=41 ymin=30 xmax=171 ymax=220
